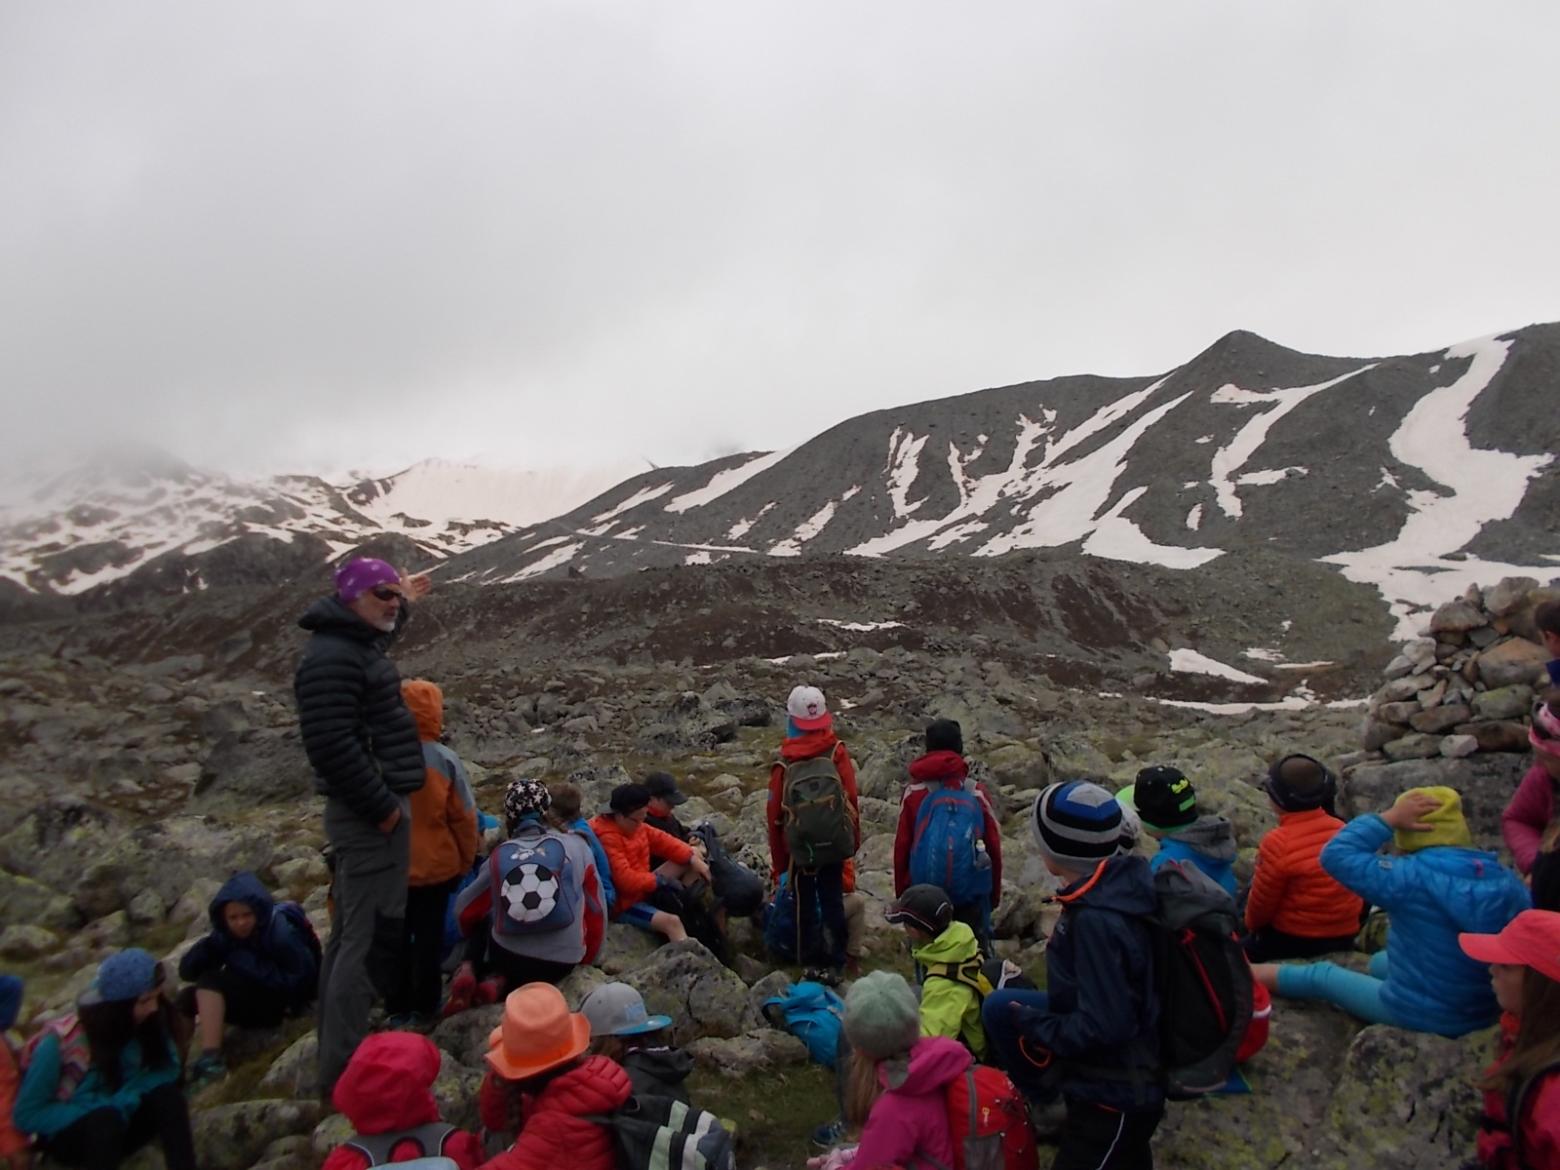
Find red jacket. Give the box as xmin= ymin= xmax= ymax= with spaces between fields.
xmin=478 ymin=1056 xmax=633 ymax=1170
xmin=1477 ymin=1013 xmax=1560 ymax=1169
xmin=1501 ymin=763 xmax=1555 ymax=876
xmin=767 ymin=732 xmax=860 ymax=878
xmin=1244 ymin=807 xmax=1363 ymax=939
xmin=892 ymin=751 xmax=1003 ymax=906
xmin=324 ymin=1033 xmax=484 ymax=1170
xmin=588 ymin=815 xmax=694 ymax=916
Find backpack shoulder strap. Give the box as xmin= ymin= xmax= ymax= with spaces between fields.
xmin=342 ymin=1123 xmax=457 ymax=1165
xmin=923 ymin=957 xmax=987 ymax=997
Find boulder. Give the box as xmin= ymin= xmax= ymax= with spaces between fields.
xmin=1452 ymin=720 xmax=1531 ymax=754
xmin=428 ymin=1003 xmax=505 ymax=1070
xmin=1475 ymin=638 xmax=1548 ymax=689
xmin=1441 ymin=735 xmax=1479 ymax=759
xmin=0 ymin=924 xmax=59 ymax=960
xmin=1486 ymin=576 xmax=1540 ymax=617
xmin=1472 ymin=685 xmax=1533 ymax=723
xmin=0 ymin=870 xmax=79 ymax=931
xmin=258 ymin=1031 xmax=319 ymax=1099
xmin=1381 ymin=734 xmax=1442 ymax=761
xmin=192 ymin=1099 xmax=321 ymax=1170
xmin=1429 ymin=599 xmax=1485 ymax=635
xmin=685 ymin=1029 xmax=809 ymax=1075
xmin=1343 ymin=754 xmax=1525 ymax=848
xmin=1407 ymin=705 xmax=1470 ymax=735
xmin=599 ymin=922 xmax=664 ymax=976
xmin=622 ymin=939 xmax=759 ymax=1043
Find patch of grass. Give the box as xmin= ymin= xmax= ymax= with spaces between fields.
xmin=688 ymin=1060 xmax=838 ymax=1170
xmin=196 ymin=1015 xmax=315 ymax=1107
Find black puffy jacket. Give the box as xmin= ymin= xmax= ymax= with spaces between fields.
xmin=294 ymin=596 xmax=424 ymax=824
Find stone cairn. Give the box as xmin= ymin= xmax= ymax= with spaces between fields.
xmin=1360 ymin=576 xmax=1559 ymax=763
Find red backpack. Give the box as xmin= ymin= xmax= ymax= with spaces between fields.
xmin=943 ymin=1064 xmax=1038 ymax=1170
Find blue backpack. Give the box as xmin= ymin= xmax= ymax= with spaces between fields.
xmin=762 ymin=981 xmax=845 ymax=1068
xmin=908 ymin=783 xmax=993 ymax=905
xmin=763 ymin=874 xmax=801 ymax=961
xmin=488 ymin=828 xmax=580 ymax=937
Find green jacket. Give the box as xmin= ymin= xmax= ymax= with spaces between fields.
xmin=913 ymin=920 xmax=986 ymax=1059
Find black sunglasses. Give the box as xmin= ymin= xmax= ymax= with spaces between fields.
xmin=369 ymin=586 xmax=404 ymax=602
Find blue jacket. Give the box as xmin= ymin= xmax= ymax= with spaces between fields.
xmin=569 ymin=817 xmax=616 ymax=913
xmin=1010 ymin=855 xmax=1162 ymax=1110
xmin=1321 ymin=814 xmax=1530 ymax=1036
xmin=1149 ymin=815 xmax=1239 ymax=898
xmin=14 ymin=1029 xmax=179 ymax=1139
xmin=178 ymin=872 xmax=317 ymax=1002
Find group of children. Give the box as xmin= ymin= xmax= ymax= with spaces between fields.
xmin=6 ymin=668 xmax=1560 ymax=1170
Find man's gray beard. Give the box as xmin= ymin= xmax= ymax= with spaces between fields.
xmin=372 ymin=616 xmax=397 ymax=633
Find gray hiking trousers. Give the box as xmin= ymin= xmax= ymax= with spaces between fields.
xmin=317 ymin=795 xmax=410 ymax=1092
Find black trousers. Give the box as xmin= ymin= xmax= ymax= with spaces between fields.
xmin=466 ymin=928 xmax=575 ymax=991
xmin=1052 ymin=1100 xmax=1164 ymax=1170
xmin=42 ymin=1082 xmax=197 ymax=1170
xmin=1242 ymin=926 xmax=1359 ymax=962
xmin=794 ymin=863 xmax=847 ymax=968
xmin=178 ymin=968 xmax=293 ymax=1029
xmin=387 ymin=877 xmax=460 ymax=1016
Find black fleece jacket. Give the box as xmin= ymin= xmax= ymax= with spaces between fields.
xmin=294 ymin=596 xmax=424 ymax=824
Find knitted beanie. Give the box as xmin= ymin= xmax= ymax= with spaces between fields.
xmin=90 ymin=948 xmax=159 ymax=1003
xmin=1393 ymin=786 xmax=1473 ymax=852
xmin=504 ymin=779 xmax=552 ymax=834
xmin=1030 ymin=781 xmax=1124 ymax=870
xmin=842 ymin=971 xmax=921 ymax=1062
xmin=925 ymin=719 xmax=964 ymax=755
xmin=1265 ymin=754 xmax=1336 ymax=813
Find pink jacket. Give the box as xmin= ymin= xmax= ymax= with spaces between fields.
xmin=846 ymin=1037 xmax=970 ymax=1170
xmin=1501 ymin=763 xmax=1555 ymax=875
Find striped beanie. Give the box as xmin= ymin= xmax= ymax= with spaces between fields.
xmin=1031 ymin=781 xmax=1125 ymax=869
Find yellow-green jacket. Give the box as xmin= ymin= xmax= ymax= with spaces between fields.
xmin=913 ymin=920 xmax=986 ymax=1059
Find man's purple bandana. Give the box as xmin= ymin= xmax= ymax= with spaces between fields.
xmin=334 ymin=557 xmax=401 ymax=603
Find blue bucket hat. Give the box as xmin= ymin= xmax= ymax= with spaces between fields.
xmin=85 ymin=948 xmax=159 ymax=1005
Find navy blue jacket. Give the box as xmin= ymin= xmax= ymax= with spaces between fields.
xmin=179 ymin=872 xmax=317 ymax=1003
xmin=1011 ymin=855 xmax=1163 ymax=1110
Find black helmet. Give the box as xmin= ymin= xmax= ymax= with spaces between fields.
xmin=885 ymin=884 xmax=954 ymax=935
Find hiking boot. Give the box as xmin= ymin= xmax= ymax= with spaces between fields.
xmin=1024 ymin=1097 xmax=1067 ymax=1141
xmin=801 ymin=966 xmax=841 ymax=988
xmin=474 ymin=976 xmax=505 ymax=1006
xmin=385 ymin=1011 xmax=433 ymax=1031
xmin=442 ymin=962 xmax=477 ymax=1018
xmin=810 ymin=1118 xmax=848 ymax=1149
xmin=186 ymin=1052 xmax=227 ymax=1090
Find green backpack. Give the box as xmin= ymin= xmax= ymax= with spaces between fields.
xmin=781 ymin=755 xmax=855 ymax=868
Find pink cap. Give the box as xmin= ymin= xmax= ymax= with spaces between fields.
xmin=1459 ymin=910 xmax=1560 ymax=984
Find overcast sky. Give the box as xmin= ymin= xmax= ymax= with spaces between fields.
xmin=3 ymin=2 xmax=1558 ymax=482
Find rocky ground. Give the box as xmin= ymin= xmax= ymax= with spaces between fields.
xmin=0 ymin=556 xmax=1542 ymax=1169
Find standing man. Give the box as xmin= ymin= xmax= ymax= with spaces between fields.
xmin=294 ymin=557 xmax=429 ymax=1093
xmin=767 ymin=685 xmax=859 ymax=974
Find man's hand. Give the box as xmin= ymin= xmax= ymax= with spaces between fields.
xmin=690 ymin=854 xmax=713 ymax=884
xmin=402 ymin=572 xmax=432 ymax=601
xmin=1381 ymin=791 xmax=1443 ymax=832
xmin=377 ymin=806 xmax=403 ymax=834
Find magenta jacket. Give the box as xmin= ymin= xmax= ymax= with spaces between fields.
xmin=1502 ymin=763 xmax=1556 ymax=875
xmin=846 ymin=1037 xmax=970 ymax=1170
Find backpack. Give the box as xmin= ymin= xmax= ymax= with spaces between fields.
xmin=760 ymin=980 xmax=845 ymax=1068
xmin=941 ymin=1064 xmax=1039 ymax=1170
xmin=488 ymin=827 xmax=580 ymax=938
xmin=780 ymin=754 xmax=855 ymax=869
xmin=590 ymin=1094 xmax=736 ymax=1170
xmin=908 ymin=784 xmax=993 ymax=905
xmin=1140 ymin=860 xmax=1254 ymax=1100
xmin=20 ymin=1014 xmax=91 ymax=1103
xmin=762 ymin=875 xmax=802 ymax=962
xmin=274 ymin=900 xmax=324 ymax=975
xmin=690 ymin=823 xmax=764 ymax=918
xmin=340 ymin=1122 xmax=458 ymax=1166
xmin=922 ymin=956 xmax=1036 ymax=1001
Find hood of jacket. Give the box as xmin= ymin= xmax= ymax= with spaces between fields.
xmin=880 ymin=1035 xmax=971 ymax=1095
xmin=331 ymin=1032 xmax=443 ymax=1133
xmin=209 ymin=871 xmax=276 ymax=936
xmin=780 ymin=729 xmax=841 ymax=763
xmin=912 ymin=919 xmax=981 ymax=965
xmin=401 ymin=679 xmax=444 ymax=742
xmin=537 ymin=1054 xmax=634 ymax=1115
xmin=1161 ymin=814 xmax=1238 ymax=862
xmin=908 ymin=751 xmax=969 ymax=786
xmin=1059 ymin=853 xmax=1159 ymax=917
xmin=623 ymin=1045 xmax=693 ymax=1086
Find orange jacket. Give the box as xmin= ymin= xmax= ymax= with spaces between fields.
xmin=766 ymin=732 xmax=860 ymax=878
xmin=401 ymin=681 xmax=480 ymax=888
xmin=587 ymin=815 xmax=694 ymax=916
xmin=1245 ymin=807 xmax=1364 ymax=938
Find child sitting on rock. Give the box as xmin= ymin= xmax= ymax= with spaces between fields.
xmin=1459 ymin=909 xmax=1560 ymax=1168
xmin=883 ymin=884 xmax=987 ymax=1059
xmin=1253 ymin=787 xmax=1531 ymax=1037
xmin=1501 ymin=695 xmax=1560 ymax=877
xmin=476 ymin=983 xmax=632 ymax=1170
xmin=826 ymin=972 xmax=970 ymax=1170
xmin=1243 ymin=754 xmax=1365 ymax=961
xmin=580 ymin=982 xmax=691 ymax=1104
xmin=1118 ymin=765 xmax=1239 ymax=896
xmin=1 ymin=975 xmax=26 ymax=1170
xmin=176 ymin=871 xmax=320 ymax=1086
xmin=323 ymin=1031 xmax=484 ymax=1170
xmin=14 ymin=950 xmax=195 ymax=1170
xmin=546 ymin=782 xmax=616 ymax=915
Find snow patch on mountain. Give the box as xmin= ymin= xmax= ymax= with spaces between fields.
xmin=664 ymin=449 xmax=789 ymax=514
xmin=1169 ymin=648 xmax=1268 ymax=685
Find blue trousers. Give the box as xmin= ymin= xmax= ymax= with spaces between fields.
xmin=981 ymin=988 xmax=1057 ymax=1102
xmin=1274 ymin=951 xmax=1399 ymax=1026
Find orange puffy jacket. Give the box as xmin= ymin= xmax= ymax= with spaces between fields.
xmin=588 ymin=815 xmax=694 ymax=917
xmin=1244 ymin=807 xmax=1364 ymax=938
xmin=401 ymin=681 xmax=480 ymax=888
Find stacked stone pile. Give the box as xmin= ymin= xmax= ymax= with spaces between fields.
xmin=1358 ymin=575 xmax=1558 ymax=764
